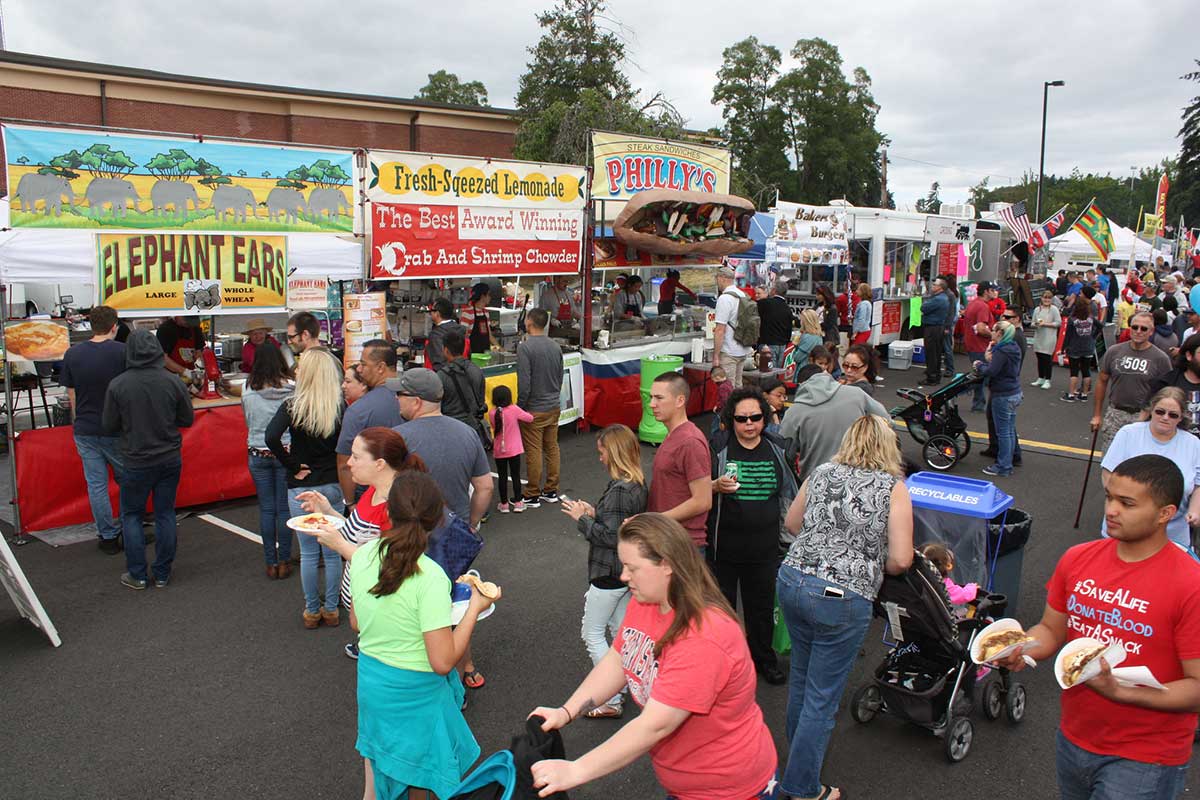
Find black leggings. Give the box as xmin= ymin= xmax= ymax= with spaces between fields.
xmin=495 ymin=455 xmax=521 ymax=503
xmin=1068 ymin=356 xmax=1091 ymax=379
xmin=1036 ymin=352 xmax=1054 ymax=380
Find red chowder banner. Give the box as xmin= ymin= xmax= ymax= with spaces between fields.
xmin=371 ymin=202 xmax=584 ymax=279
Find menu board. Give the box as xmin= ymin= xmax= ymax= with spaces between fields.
xmin=342 ymin=292 xmax=387 ymax=367
xmin=287 ymin=277 xmax=330 ymax=310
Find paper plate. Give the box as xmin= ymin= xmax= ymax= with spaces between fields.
xmin=1054 ymin=637 xmax=1126 ymax=690
xmin=286 ymin=514 xmax=346 ymax=533
xmin=971 ymin=617 xmax=1039 ymax=665
xmin=451 ymin=601 xmax=496 ymax=627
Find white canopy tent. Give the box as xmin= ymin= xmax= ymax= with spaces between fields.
xmin=1047 ymin=220 xmax=1152 ymax=267
xmin=0 ymin=201 xmax=364 ymax=291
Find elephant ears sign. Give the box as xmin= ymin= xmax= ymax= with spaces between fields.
xmin=3 ymin=124 xmax=356 ymax=234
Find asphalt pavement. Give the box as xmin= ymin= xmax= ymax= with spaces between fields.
xmin=2 ymin=352 xmax=1198 ymax=799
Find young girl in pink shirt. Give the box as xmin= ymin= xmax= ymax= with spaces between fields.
xmin=489 ymin=385 xmax=533 ymax=513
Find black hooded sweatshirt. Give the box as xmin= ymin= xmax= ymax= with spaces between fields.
xmin=102 ymin=329 xmax=195 ymax=469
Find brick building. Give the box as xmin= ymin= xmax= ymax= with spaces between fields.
xmin=0 ymin=50 xmax=519 ymax=196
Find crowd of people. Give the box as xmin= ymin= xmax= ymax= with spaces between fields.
xmin=51 ymin=259 xmax=1200 ymax=799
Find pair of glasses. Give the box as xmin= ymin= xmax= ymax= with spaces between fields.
xmin=733 ymin=413 xmax=764 ymax=423
xmin=1129 ymin=325 xmax=1152 ymax=332
xmin=1003 ymin=315 xmax=1018 ymax=320
xmin=843 ymin=361 xmax=865 ymax=370
xmin=286 ymin=331 xmax=301 ymax=341
xmin=1153 ymin=408 xmax=1182 ymax=419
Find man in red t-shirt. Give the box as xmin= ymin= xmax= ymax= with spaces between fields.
xmin=1000 ymin=454 xmax=1200 ymax=799
xmin=962 ymin=282 xmax=998 ymax=412
xmin=646 ymin=373 xmax=713 ymax=551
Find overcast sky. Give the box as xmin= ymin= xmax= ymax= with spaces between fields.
xmin=6 ymin=0 xmax=1195 ymax=215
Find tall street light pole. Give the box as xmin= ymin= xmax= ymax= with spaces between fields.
xmin=1036 ymin=80 xmax=1065 ymax=222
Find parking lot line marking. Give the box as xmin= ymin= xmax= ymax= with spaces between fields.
xmin=891 ymin=422 xmax=1102 ymax=458
xmin=198 ymin=513 xmax=262 ymax=544
xmin=489 ymin=472 xmax=528 ymax=484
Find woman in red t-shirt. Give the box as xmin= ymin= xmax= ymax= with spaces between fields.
xmin=296 ymin=427 xmax=426 ymax=656
xmin=530 ymin=513 xmax=778 ymax=800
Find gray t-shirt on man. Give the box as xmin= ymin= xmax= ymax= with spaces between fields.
xmin=393 ymin=415 xmax=490 ymax=521
xmin=517 ymin=334 xmax=563 ymax=412
xmin=1100 ymin=341 xmax=1172 ymax=411
xmin=337 ymin=384 xmax=403 ymax=455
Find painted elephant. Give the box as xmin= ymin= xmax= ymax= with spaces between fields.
xmin=85 ymin=177 xmax=140 ymax=217
xmin=262 ymin=187 xmax=308 ymax=224
xmin=307 ymin=187 xmax=351 ymax=221
xmin=13 ymin=173 xmax=75 ymax=216
xmin=150 ymin=180 xmax=201 ymax=219
xmin=210 ymin=185 xmax=257 ymax=223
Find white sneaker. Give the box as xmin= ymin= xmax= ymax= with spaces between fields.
xmin=1041 ymin=379 xmax=1051 ymax=389
xmin=1030 ymin=378 xmax=1043 ymax=387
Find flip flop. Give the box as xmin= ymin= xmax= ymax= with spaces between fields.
xmin=463 ymin=669 xmax=486 ymax=689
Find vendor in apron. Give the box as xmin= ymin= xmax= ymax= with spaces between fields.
xmin=613 ymin=276 xmax=646 ymax=318
xmin=460 ymin=283 xmax=498 ymax=355
xmin=156 ymin=316 xmax=207 ymax=376
xmin=539 ymin=275 xmax=581 ymax=339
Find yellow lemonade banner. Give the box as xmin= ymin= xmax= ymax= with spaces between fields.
xmin=366 ymin=150 xmax=588 ymax=210
xmin=97 ymin=233 xmax=288 ymax=314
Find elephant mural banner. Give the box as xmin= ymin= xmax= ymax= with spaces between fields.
xmin=4 ymin=124 xmax=356 ymax=233
xmin=96 ymin=233 xmax=288 ymax=314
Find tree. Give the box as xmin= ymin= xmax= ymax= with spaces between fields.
xmin=512 ymin=0 xmax=682 ymax=164
xmin=144 ymin=148 xmax=199 ymax=181
xmin=261 ymin=171 xmax=272 ymax=179
xmin=915 ymin=181 xmax=941 ymax=214
xmin=418 ymin=70 xmax=488 ymax=106
xmin=79 ymin=144 xmax=137 ymax=179
xmin=770 ymin=38 xmax=887 ymax=206
xmin=1171 ymin=60 xmax=1200 ymax=227
xmin=16 ymin=156 xmax=28 ymax=166
xmin=237 ymin=169 xmax=248 ymax=178
xmin=711 ymin=37 xmax=791 ymax=209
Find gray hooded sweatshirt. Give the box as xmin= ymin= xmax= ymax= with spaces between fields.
xmin=102 ymin=330 xmax=195 ymax=468
xmin=242 ymin=384 xmax=294 ymax=449
xmin=778 ymin=372 xmax=889 ymax=486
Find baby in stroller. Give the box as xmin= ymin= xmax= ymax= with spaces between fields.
xmin=849 ymin=549 xmax=1028 ymax=762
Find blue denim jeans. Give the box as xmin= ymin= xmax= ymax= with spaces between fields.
xmin=967 ymin=351 xmax=987 ymax=410
xmin=74 ymin=434 xmax=123 ymax=540
xmin=581 ymin=585 xmax=631 ymax=707
xmin=666 ymin=773 xmax=778 ymax=800
xmin=119 ymin=458 xmax=182 ymax=583
xmin=991 ymin=391 xmax=1023 ymax=474
xmin=767 ymin=344 xmax=786 ymax=371
xmin=248 ymin=454 xmax=291 ymax=565
xmin=288 ymin=483 xmax=343 ymax=613
xmin=1056 ymin=730 xmax=1189 ymax=800
xmin=942 ymin=329 xmax=957 ymax=376
xmin=777 ymin=565 xmax=873 ymax=798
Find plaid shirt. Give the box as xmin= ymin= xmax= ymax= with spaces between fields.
xmin=577 ymin=478 xmax=647 ymax=584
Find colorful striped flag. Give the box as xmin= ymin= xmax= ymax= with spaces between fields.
xmin=1072 ymin=200 xmax=1116 ymax=261
xmin=997 ymin=201 xmax=1034 ymax=243
xmin=1029 ymin=205 xmax=1067 ymax=250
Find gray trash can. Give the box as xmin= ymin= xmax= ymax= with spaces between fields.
xmin=987 ymin=508 xmax=1031 ymax=618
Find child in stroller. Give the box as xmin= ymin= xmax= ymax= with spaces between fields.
xmin=890 ymin=370 xmax=985 ymax=471
xmin=848 ymin=550 xmax=1028 ymax=762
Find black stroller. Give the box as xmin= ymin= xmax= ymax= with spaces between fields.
xmin=890 ymin=371 xmax=985 ymax=471
xmin=848 ymin=552 xmax=1027 ymax=762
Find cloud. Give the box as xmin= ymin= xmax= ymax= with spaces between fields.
xmin=6 ymin=0 xmax=1194 ymax=211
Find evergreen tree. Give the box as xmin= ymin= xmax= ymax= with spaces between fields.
xmin=418 ymin=70 xmax=488 ymax=107
xmin=1171 ymin=59 xmax=1200 ymax=226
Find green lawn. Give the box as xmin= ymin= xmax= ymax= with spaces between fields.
xmin=10 ymin=208 xmax=354 ymax=233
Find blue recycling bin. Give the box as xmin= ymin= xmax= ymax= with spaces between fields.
xmin=907 ymin=472 xmax=1026 ymax=616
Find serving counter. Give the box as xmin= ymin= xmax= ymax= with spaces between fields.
xmin=15 ymin=394 xmax=254 ymax=532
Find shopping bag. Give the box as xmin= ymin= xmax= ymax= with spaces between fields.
xmin=426 ymin=509 xmax=483 ymax=581
xmin=772 ymin=594 xmax=791 ymax=655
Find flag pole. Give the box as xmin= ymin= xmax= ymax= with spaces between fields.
xmin=1067 ymin=198 xmax=1096 ymax=233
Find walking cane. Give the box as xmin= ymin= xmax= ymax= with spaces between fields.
xmin=1073 ymin=425 xmax=1100 ymax=529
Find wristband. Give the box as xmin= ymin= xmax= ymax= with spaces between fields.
xmin=560 ymin=705 xmax=573 ymax=722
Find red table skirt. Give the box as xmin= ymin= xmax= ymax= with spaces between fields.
xmin=15 ymin=405 xmax=256 ymax=532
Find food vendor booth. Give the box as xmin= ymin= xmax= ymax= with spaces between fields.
xmin=365 ymin=148 xmax=590 ymax=424
xmin=0 ymin=122 xmax=362 ymax=534
xmin=584 ymin=131 xmax=760 ymax=430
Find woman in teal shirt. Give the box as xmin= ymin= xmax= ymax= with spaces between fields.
xmin=348 ymin=471 xmax=499 ymax=800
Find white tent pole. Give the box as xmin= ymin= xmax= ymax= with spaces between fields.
xmin=0 ymin=282 xmax=26 ymax=545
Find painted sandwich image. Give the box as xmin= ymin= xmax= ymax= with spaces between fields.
xmin=612 ymin=189 xmax=755 ymax=257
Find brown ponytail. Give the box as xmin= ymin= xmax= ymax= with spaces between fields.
xmin=370 ymin=472 xmax=446 ymax=597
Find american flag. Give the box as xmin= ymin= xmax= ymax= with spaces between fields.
xmin=998 ymin=201 xmax=1035 ymax=243
xmin=1029 ymin=205 xmax=1067 ymax=250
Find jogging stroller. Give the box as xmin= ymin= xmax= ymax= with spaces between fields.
xmin=890 ymin=371 xmax=985 ymax=471
xmin=848 ymin=551 xmax=1027 ymax=763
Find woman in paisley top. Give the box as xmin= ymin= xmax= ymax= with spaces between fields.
xmin=775 ymin=415 xmax=913 ymax=800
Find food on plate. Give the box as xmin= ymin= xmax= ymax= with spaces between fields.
xmin=1062 ymin=643 xmax=1108 ymax=687
xmin=977 ymin=628 xmax=1037 ymax=662
xmin=456 ymin=572 xmax=500 ymax=600
xmin=298 ymin=513 xmax=328 ymax=531
xmin=5 ymin=321 xmax=69 ymax=361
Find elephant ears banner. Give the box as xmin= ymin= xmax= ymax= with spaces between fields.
xmin=3 ymin=124 xmax=357 ymax=234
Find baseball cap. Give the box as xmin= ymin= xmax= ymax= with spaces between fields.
xmin=976 ymin=281 xmax=997 ymax=292
xmin=385 ymin=369 xmax=443 ymax=402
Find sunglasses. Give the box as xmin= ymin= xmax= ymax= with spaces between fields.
xmin=1153 ymin=408 xmax=1182 ymax=420
xmin=1129 ymin=325 xmax=1152 ymax=332
xmin=1003 ymin=314 xmax=1018 ymax=320
xmin=842 ymin=361 xmax=865 ymax=370
xmin=733 ymin=413 xmax=765 ymax=423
